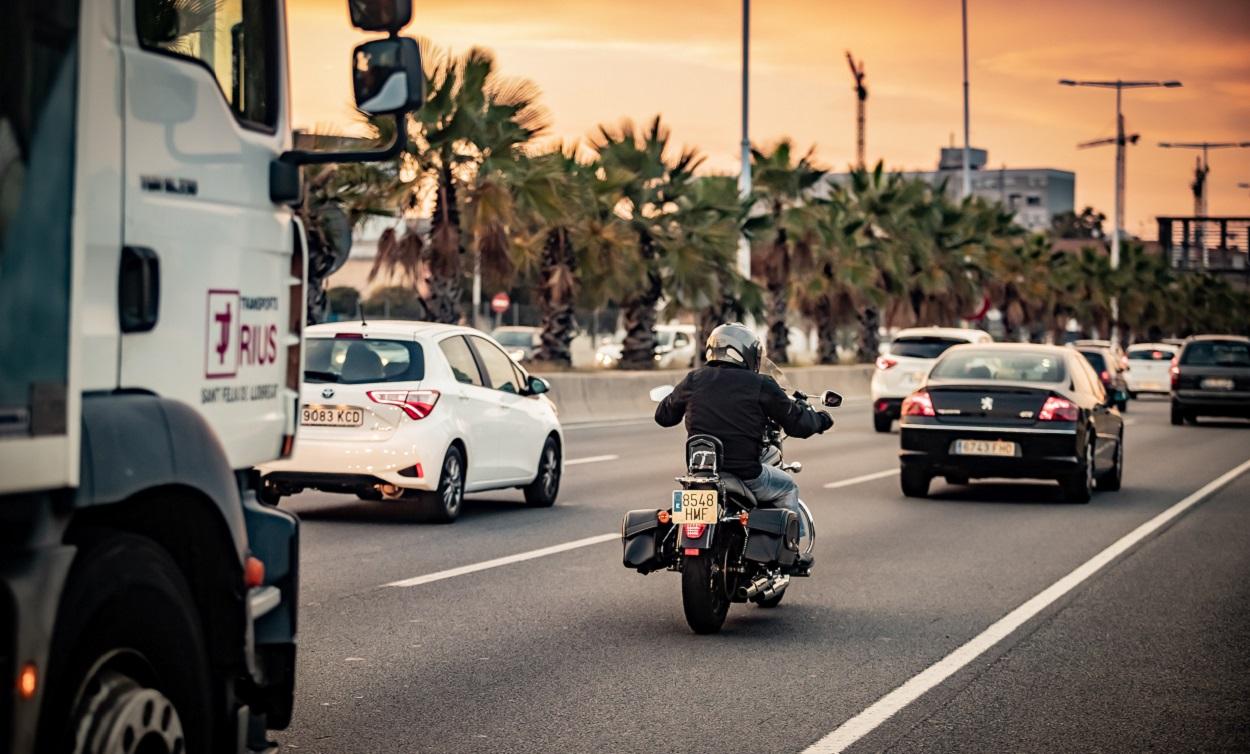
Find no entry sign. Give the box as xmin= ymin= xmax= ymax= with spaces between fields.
xmin=491 ymin=292 xmax=510 ymax=314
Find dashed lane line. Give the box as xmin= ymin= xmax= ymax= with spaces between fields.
xmin=566 ymin=454 xmax=620 ymax=466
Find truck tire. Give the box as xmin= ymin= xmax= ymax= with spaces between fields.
xmin=39 ymin=531 xmax=214 ymax=754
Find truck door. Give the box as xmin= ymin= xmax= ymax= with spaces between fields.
xmin=117 ymin=0 xmax=295 ymax=468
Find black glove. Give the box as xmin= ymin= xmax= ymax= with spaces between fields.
xmin=816 ymin=410 xmax=834 ymax=433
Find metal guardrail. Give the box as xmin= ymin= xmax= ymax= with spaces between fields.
xmin=1157 ymin=217 xmax=1250 ymax=273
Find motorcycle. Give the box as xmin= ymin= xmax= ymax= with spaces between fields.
xmin=621 ymin=359 xmax=842 ymax=634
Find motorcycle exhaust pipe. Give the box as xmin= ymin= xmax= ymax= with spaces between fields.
xmin=739 ymin=575 xmax=771 ymax=600
xmin=760 ymin=575 xmax=790 ymax=601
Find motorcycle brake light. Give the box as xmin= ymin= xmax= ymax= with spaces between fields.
xmin=683 ymin=548 xmax=701 ymax=556
xmin=683 ymin=523 xmax=707 ymax=539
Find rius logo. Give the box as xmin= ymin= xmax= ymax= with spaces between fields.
xmin=205 ymin=290 xmax=240 ymax=378
xmin=980 ymin=396 xmax=994 ymax=411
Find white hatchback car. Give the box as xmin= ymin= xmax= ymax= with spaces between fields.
xmin=870 ymin=326 xmax=992 ymax=432
xmin=258 ymin=321 xmax=564 ymax=522
xmin=1125 ymin=342 xmax=1178 ymax=397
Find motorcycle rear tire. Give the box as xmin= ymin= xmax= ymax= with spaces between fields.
xmin=681 ymin=553 xmax=730 ymax=634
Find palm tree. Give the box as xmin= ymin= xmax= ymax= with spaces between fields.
xmin=842 ymin=163 xmax=913 ymax=360
xmin=590 ymin=116 xmax=702 ymax=369
xmin=798 ymin=187 xmax=874 ymax=363
xmin=749 ymin=140 xmax=826 ymax=364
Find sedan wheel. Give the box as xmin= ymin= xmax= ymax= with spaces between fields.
xmin=523 ymin=437 xmax=561 ymax=508
xmin=1096 ymin=431 xmax=1123 ymax=492
xmin=417 ymin=447 xmax=465 ymax=523
xmin=1061 ymin=437 xmax=1094 ymax=504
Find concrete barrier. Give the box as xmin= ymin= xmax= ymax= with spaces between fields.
xmin=536 ymin=365 xmax=875 ymax=426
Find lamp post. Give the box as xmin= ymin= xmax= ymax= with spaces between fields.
xmin=960 ymin=0 xmax=971 ymax=199
xmin=1058 ymin=78 xmax=1182 ymax=344
xmin=736 ymin=0 xmax=752 ymax=279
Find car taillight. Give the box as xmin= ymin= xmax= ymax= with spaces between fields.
xmin=1037 ymin=396 xmax=1079 ymax=422
xmin=1170 ymin=357 xmax=1179 ymax=388
xmin=683 ymin=523 xmax=707 ymax=539
xmin=876 ymin=356 xmax=898 ymax=371
xmin=368 ymin=389 xmax=440 ymax=420
xmin=1099 ymin=370 xmax=1111 ymax=384
xmin=901 ymin=389 xmax=935 ymax=417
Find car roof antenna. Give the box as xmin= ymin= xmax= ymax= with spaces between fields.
xmin=357 ymin=301 xmax=367 ymax=328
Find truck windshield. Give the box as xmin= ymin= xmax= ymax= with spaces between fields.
xmin=304 ymin=338 xmax=426 ymax=384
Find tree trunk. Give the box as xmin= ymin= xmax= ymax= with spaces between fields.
xmin=813 ymin=296 xmax=839 ymax=364
xmin=536 ymin=228 xmax=575 ymax=367
xmin=765 ymin=230 xmax=790 ymax=365
xmin=619 ymin=232 xmax=661 ymax=370
xmin=857 ymin=306 xmax=880 ymax=363
xmin=424 ymin=164 xmax=464 ymax=324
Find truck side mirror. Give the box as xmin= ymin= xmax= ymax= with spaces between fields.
xmin=353 ymin=37 xmax=424 ymax=116
xmin=349 ymin=0 xmax=412 ymax=32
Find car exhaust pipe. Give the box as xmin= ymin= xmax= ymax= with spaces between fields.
xmin=377 ymin=484 xmax=404 ymax=500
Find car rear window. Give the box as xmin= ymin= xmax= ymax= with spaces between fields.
xmin=930 ymin=350 xmax=1066 ymax=383
xmin=1181 ymin=341 xmax=1250 ymax=367
xmin=1127 ymin=348 xmax=1175 ymax=361
xmin=1077 ymin=350 xmax=1107 ymax=372
xmin=304 ymin=338 xmax=424 ymax=384
xmin=890 ymin=337 xmax=969 ymax=359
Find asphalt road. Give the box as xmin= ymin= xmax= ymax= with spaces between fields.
xmin=273 ymin=396 xmax=1250 ymax=754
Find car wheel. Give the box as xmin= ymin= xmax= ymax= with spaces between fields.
xmin=417 ymin=446 xmax=465 ymax=523
xmin=523 ymin=437 xmax=561 ymax=508
xmin=873 ymin=413 xmax=892 ymax=433
xmin=1061 ymin=437 xmax=1094 ymax=503
xmin=900 ymin=466 xmax=931 ymax=498
xmin=1184 ymin=413 xmax=1199 ymax=425
xmin=1170 ymin=401 xmax=1184 ymax=426
xmin=1096 ymin=431 xmax=1123 ymax=492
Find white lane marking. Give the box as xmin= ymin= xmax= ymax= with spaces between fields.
xmin=824 ymin=468 xmax=900 ymax=489
xmin=383 ymin=533 xmax=618 ymax=589
xmin=566 ymin=454 xmax=619 ymax=466
xmin=385 ymin=459 xmax=896 ymax=590
xmin=801 ymin=455 xmax=1250 ymax=754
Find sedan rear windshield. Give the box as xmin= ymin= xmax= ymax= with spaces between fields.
xmin=930 ymin=350 xmax=1066 ymax=383
xmin=890 ymin=337 xmax=969 ymax=359
xmin=1078 ymin=350 xmax=1108 ymax=372
xmin=304 ymin=338 xmax=425 ymax=384
xmin=1127 ymin=348 xmax=1174 ymax=361
xmin=1181 ymin=341 xmax=1250 ymax=367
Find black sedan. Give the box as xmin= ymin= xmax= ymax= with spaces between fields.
xmin=1074 ymin=345 xmax=1130 ymax=411
xmin=898 ymin=343 xmax=1124 ymax=503
xmin=1171 ymin=335 xmax=1250 ymax=425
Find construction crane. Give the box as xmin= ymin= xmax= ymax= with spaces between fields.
xmin=1158 ymin=141 xmax=1250 ymax=216
xmin=846 ymin=51 xmax=867 ymax=169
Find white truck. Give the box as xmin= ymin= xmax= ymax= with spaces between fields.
xmin=0 ymin=1 xmax=422 ymax=752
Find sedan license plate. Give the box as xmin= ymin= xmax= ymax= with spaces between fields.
xmin=1201 ymin=377 xmax=1234 ymax=391
xmin=952 ymin=439 xmax=1017 ymax=457
xmin=301 ymin=405 xmax=364 ymax=427
xmin=671 ymin=490 xmax=719 ymax=524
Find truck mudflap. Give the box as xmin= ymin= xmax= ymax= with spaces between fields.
xmin=241 ymin=490 xmax=299 ymax=729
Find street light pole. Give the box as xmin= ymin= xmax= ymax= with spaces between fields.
xmin=737 ymin=0 xmax=752 ymax=279
xmin=1058 ymin=78 xmax=1182 ymax=345
xmin=961 ymin=0 xmax=971 ymax=199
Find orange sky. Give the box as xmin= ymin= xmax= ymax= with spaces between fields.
xmin=290 ymin=0 xmax=1250 ymax=240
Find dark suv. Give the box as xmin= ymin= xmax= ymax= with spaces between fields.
xmin=1171 ymin=335 xmax=1250 ymax=425
xmin=1075 ymin=346 xmax=1130 ymax=411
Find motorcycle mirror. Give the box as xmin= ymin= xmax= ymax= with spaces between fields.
xmin=821 ymin=390 xmax=843 ymax=408
xmin=649 ymin=385 xmax=674 ymax=403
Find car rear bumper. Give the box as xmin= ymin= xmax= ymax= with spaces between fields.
xmin=1172 ymin=391 xmax=1250 ymax=417
xmin=257 ymin=434 xmax=442 ymax=491
xmin=900 ymin=421 xmax=1081 ymax=480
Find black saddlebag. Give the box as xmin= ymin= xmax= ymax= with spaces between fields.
xmin=744 ymin=508 xmax=799 ymax=567
xmin=621 ymin=509 xmax=674 ymax=573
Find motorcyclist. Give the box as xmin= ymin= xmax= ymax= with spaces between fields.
xmin=654 ymin=322 xmax=833 ymax=573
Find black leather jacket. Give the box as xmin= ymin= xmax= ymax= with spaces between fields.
xmin=655 ymin=364 xmax=832 ymax=479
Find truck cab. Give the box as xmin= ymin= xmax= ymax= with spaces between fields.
xmin=0 ymin=1 xmax=420 ymax=751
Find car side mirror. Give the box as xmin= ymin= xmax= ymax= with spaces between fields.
xmin=649 ymin=385 xmax=674 ymax=403
xmin=527 ymin=376 xmax=550 ymax=396
xmin=349 ymin=0 xmax=412 ymax=32
xmin=353 ymin=37 xmax=424 ymax=115
xmin=821 ymin=390 xmax=843 ymax=408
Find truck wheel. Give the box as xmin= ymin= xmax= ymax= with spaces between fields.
xmin=417 ymin=446 xmax=465 ymax=523
xmin=257 ymin=481 xmax=282 ymax=506
xmin=39 ymin=532 xmax=214 ymax=754
xmin=522 ymin=437 xmax=561 ymax=508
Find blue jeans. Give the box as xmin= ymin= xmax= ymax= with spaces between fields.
xmin=745 ymin=464 xmax=806 ymax=537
